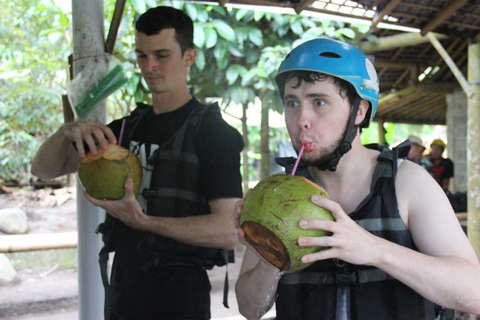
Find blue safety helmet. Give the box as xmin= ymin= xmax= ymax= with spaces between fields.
xmin=275 ymin=38 xmax=379 ymax=127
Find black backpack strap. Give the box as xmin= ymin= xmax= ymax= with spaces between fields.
xmin=121 ymin=104 xmax=151 ymax=148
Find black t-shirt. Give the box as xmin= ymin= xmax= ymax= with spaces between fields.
xmin=106 ymin=98 xmax=243 ymax=319
xmin=432 ymin=157 xmax=454 ymax=182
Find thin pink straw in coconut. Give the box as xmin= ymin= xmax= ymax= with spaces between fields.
xmin=118 ymin=118 xmax=126 ymax=146
xmin=291 ymin=144 xmax=305 ymax=176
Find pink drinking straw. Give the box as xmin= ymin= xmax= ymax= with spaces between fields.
xmin=291 ymin=144 xmax=305 ymax=176
xmin=118 ymin=118 xmax=126 ymax=146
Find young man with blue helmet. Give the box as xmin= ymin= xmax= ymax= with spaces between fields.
xmin=235 ymin=38 xmax=480 ymax=319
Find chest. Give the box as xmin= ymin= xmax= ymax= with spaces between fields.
xmin=327 ymin=178 xmax=372 ymax=215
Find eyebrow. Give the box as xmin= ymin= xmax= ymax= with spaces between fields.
xmin=135 ymin=49 xmax=171 ymax=54
xmin=284 ymin=93 xmax=330 ymax=100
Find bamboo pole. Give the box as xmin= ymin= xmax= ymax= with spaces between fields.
xmin=426 ymin=32 xmax=474 ymax=98
xmin=105 ymin=0 xmax=127 ymax=54
xmin=0 ymin=232 xmax=77 ymax=253
xmin=467 ymin=42 xmax=480 ymax=257
xmin=359 ymin=32 xmax=448 ymax=53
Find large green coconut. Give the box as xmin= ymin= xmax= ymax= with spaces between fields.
xmin=78 ymin=143 xmax=143 ymax=200
xmin=240 ymin=174 xmax=334 ymax=273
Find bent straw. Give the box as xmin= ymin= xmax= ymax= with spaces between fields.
xmin=118 ymin=118 xmax=126 ymax=146
xmin=291 ymin=144 xmax=305 ymax=176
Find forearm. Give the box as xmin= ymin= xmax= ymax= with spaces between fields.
xmin=376 ymin=238 xmax=480 ymax=314
xmin=236 ymin=257 xmax=283 ymax=320
xmin=140 ymin=212 xmax=238 ymax=250
xmin=31 ymin=127 xmax=79 ymax=179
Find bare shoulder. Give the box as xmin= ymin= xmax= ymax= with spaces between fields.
xmin=395 ymin=160 xmax=475 ymax=259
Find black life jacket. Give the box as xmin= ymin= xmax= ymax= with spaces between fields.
xmin=97 ymin=102 xmax=233 ymax=317
xmin=274 ymin=141 xmax=453 ymax=320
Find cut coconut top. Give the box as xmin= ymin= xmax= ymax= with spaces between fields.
xmin=80 ymin=143 xmax=130 ymax=163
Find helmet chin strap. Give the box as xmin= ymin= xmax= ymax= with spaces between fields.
xmin=318 ymin=96 xmax=361 ymax=172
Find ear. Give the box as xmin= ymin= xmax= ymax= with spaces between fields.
xmin=183 ymin=48 xmax=196 ymax=67
xmin=355 ymin=99 xmax=370 ymax=126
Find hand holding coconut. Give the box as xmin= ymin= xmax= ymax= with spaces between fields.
xmin=83 ymin=176 xmax=146 ymax=230
xmin=297 ymin=194 xmax=382 ymax=267
xmin=61 ymin=119 xmax=117 ymax=158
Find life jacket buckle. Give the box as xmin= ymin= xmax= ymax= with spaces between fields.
xmin=335 ymin=272 xmax=357 ymax=285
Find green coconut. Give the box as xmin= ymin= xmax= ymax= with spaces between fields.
xmin=78 ymin=143 xmax=143 ymax=200
xmin=240 ymin=174 xmax=334 ymax=273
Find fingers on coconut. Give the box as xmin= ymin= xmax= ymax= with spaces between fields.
xmin=123 ymin=177 xmax=135 ymax=198
xmin=301 ymin=248 xmax=334 ymax=263
xmin=311 ymin=195 xmax=344 ymax=219
xmin=234 ymin=198 xmax=244 ymax=215
xmin=92 ymin=124 xmax=116 ymax=149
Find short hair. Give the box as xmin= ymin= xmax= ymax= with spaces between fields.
xmin=135 ymin=6 xmax=194 ymax=55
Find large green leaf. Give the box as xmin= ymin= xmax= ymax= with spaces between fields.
xmin=204 ymin=27 xmax=218 ymax=49
xmin=195 ymin=49 xmax=206 ymax=71
xmin=193 ymin=23 xmax=205 ymax=48
xmin=211 ymin=19 xmax=235 ymax=41
xmin=248 ymin=28 xmax=263 ymax=47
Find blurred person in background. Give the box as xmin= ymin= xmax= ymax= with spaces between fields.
xmin=426 ymin=139 xmax=454 ymax=192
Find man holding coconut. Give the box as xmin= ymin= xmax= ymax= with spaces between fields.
xmin=32 ymin=6 xmax=243 ymax=320
xmin=235 ymin=38 xmax=480 ymax=319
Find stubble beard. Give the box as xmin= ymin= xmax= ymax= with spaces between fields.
xmin=300 ymin=135 xmax=344 ymax=169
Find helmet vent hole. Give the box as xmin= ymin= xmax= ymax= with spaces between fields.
xmin=319 ymin=52 xmax=341 ymax=58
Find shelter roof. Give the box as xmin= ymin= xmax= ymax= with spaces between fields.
xmin=187 ymin=0 xmax=480 ymax=124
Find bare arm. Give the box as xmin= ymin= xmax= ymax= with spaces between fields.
xmin=31 ymin=120 xmax=117 ymax=180
xmin=233 ymin=199 xmax=283 ymax=320
xmin=84 ymin=178 xmax=239 ymax=250
xmin=300 ymin=161 xmax=480 ymax=314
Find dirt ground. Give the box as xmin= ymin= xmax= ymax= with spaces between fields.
xmin=0 ymin=186 xmax=79 ymax=318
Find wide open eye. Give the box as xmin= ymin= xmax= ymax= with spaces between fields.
xmin=285 ymin=99 xmax=299 ymax=109
xmin=314 ymin=99 xmax=326 ymax=107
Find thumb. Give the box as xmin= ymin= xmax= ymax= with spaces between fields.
xmin=124 ymin=177 xmax=135 ymax=197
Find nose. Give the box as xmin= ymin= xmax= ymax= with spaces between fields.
xmin=297 ymin=105 xmax=311 ymax=130
xmin=143 ymin=57 xmax=158 ymax=72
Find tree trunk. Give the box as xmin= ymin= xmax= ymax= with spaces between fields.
xmin=467 ymin=42 xmax=480 ymax=257
xmin=260 ymin=94 xmax=270 ymax=180
xmin=242 ymin=102 xmax=250 ymax=193
xmin=72 ymin=1 xmax=106 ymax=319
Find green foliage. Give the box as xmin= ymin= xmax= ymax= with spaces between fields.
xmin=0 ymin=0 xmax=408 ymax=185
xmin=1 ymin=0 xmax=70 ymax=184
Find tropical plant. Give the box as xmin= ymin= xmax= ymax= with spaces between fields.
xmin=0 ymin=0 xmax=70 ymax=184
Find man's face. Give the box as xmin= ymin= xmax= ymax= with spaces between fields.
xmin=135 ymin=28 xmax=194 ymax=95
xmin=429 ymin=144 xmax=444 ymax=160
xmin=283 ymin=76 xmax=351 ymax=168
xmin=408 ymin=143 xmax=424 ymax=160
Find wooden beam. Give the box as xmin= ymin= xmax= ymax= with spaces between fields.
xmin=105 ymin=0 xmax=127 ymax=54
xmin=359 ymin=32 xmax=448 ymax=53
xmin=371 ymin=0 xmax=401 ymax=28
xmin=295 ymin=0 xmax=316 ymax=14
xmin=219 ymin=0 xmax=230 ymax=6
xmin=420 ymin=0 xmax=468 ymax=36
xmin=0 ymin=232 xmax=77 ymax=253
xmin=426 ymin=32 xmax=474 ymax=98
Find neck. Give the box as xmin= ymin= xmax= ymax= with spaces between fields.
xmin=307 ymin=138 xmax=379 ymax=212
xmin=151 ymin=88 xmax=192 ymax=114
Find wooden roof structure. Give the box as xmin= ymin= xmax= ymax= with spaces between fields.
xmin=185 ymin=0 xmax=480 ymax=125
